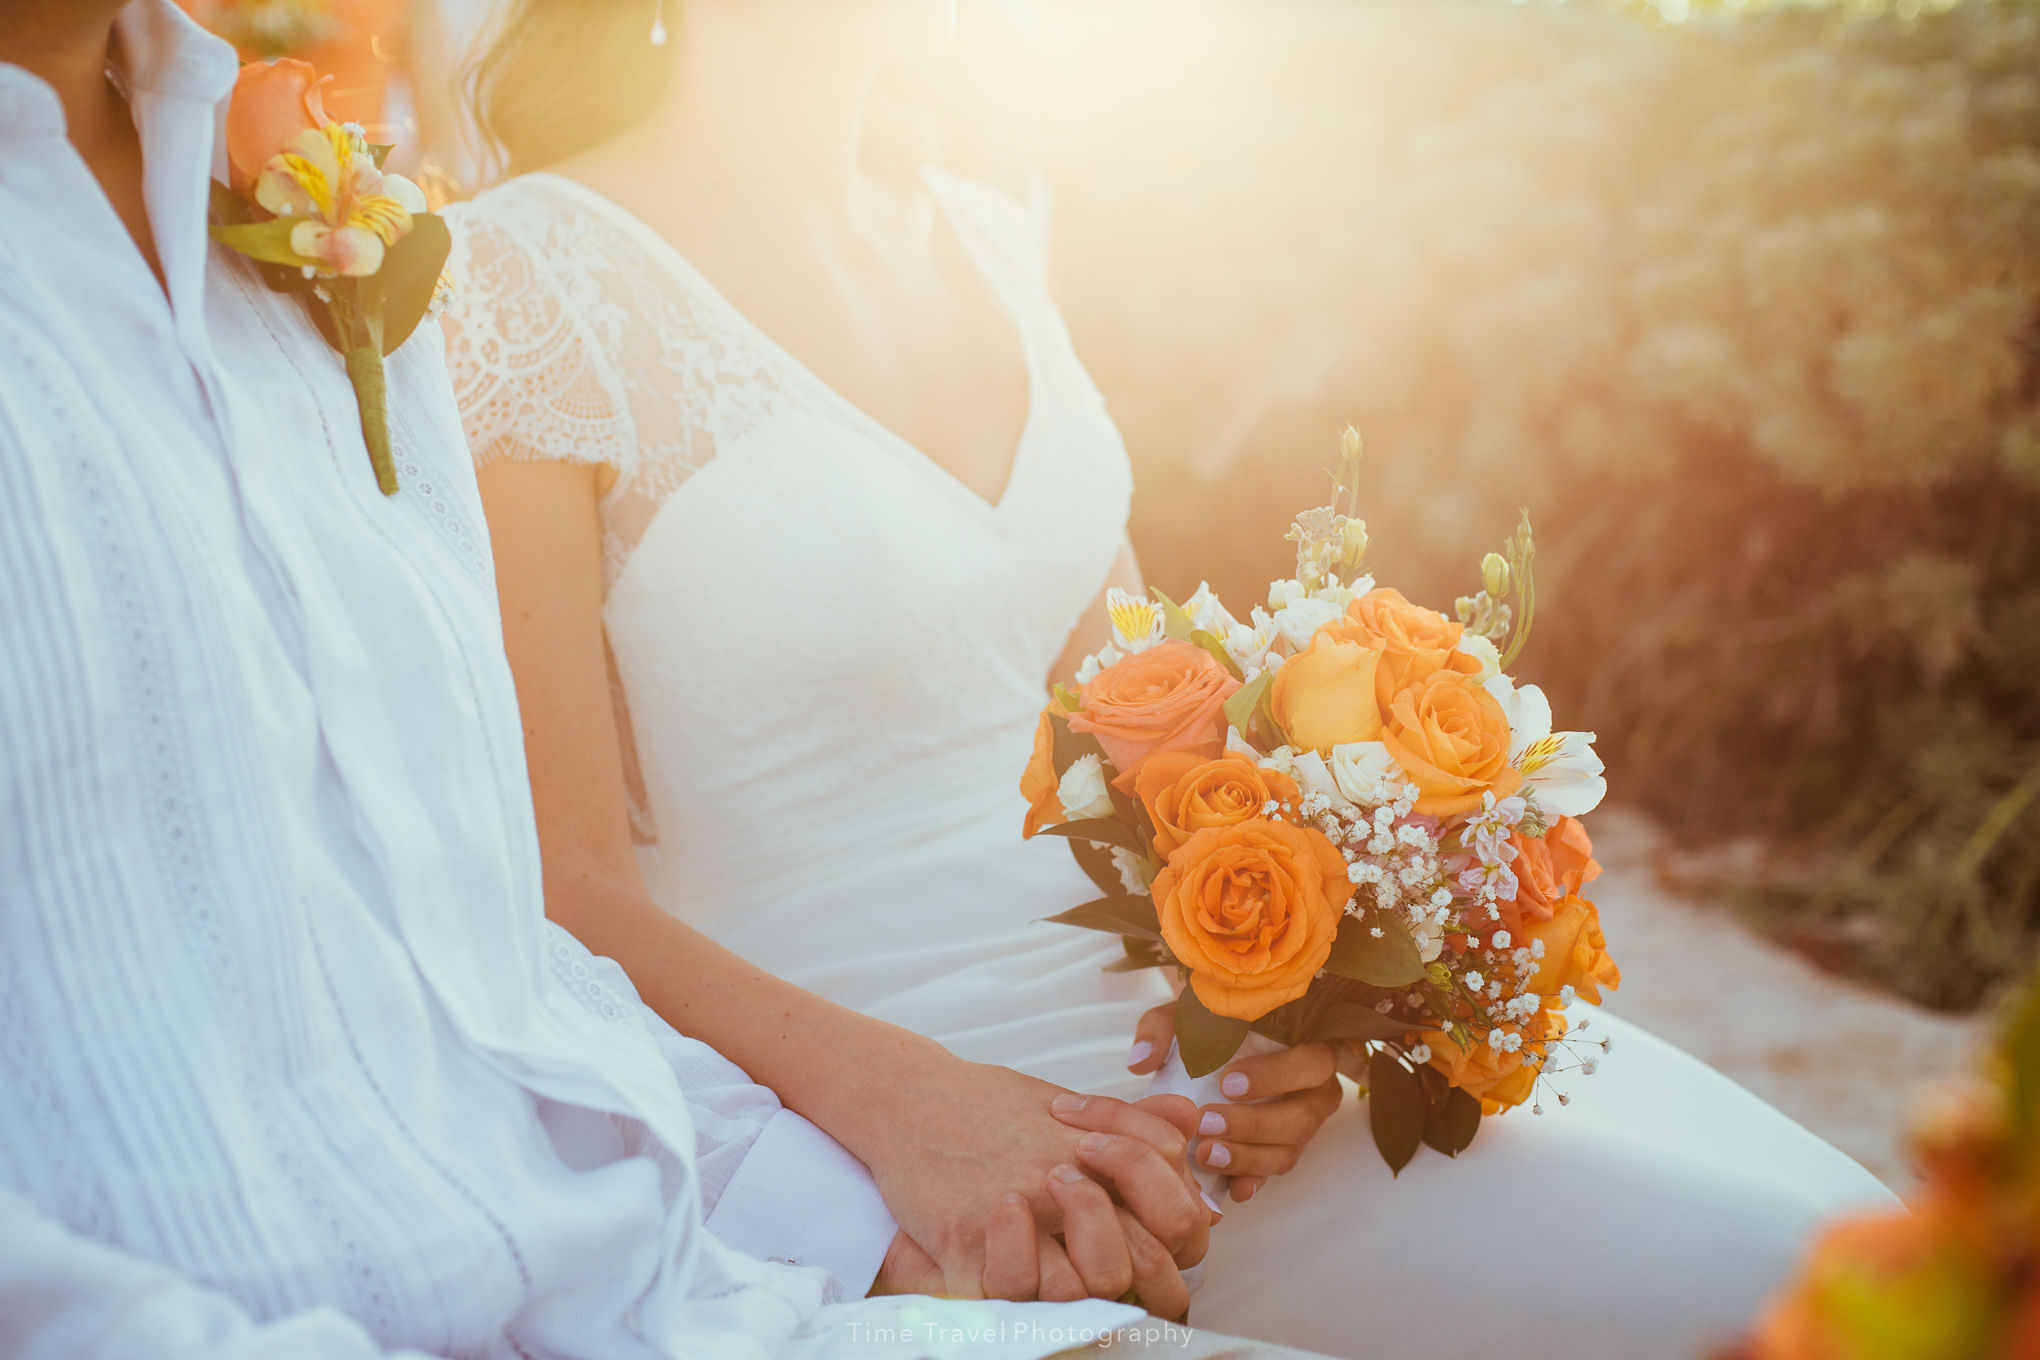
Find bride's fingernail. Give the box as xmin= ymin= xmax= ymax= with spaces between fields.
xmin=1051 ymin=1093 xmax=1087 ymax=1116
xmin=1002 ymin=1192 xmax=1028 ymax=1208
xmin=1051 ymin=1163 xmax=1085 ymax=1184
xmin=1200 ymin=1190 xmax=1226 ymax=1220
xmin=1078 ymin=1132 xmax=1111 ymax=1154
xmin=1127 ymin=1040 xmax=1155 ymax=1068
xmin=1221 ymin=1072 xmax=1250 ymax=1099
xmin=1204 ymin=1142 xmax=1232 ymax=1169
xmin=1198 ymin=1111 xmax=1225 ymax=1137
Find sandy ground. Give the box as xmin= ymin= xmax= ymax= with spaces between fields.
xmin=1589 ymin=808 xmax=1991 ymax=1193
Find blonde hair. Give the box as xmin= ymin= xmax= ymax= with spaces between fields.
xmin=466 ymin=0 xmax=673 ymax=181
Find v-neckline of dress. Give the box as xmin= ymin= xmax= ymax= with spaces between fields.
xmin=524 ymin=167 xmax=1041 ymax=517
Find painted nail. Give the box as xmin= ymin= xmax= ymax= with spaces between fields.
xmin=1221 ymin=1072 xmax=1250 ymax=1100
xmin=1002 ymin=1192 xmax=1028 ymax=1208
xmin=1077 ymin=1131 xmax=1111 ymax=1155
xmin=1204 ymin=1142 xmax=1232 ymax=1169
xmin=1127 ymin=1039 xmax=1155 ymax=1069
xmin=1051 ymin=1163 xmax=1085 ymax=1184
xmin=1198 ymin=1111 xmax=1226 ymax=1137
xmin=1200 ymin=1190 xmax=1226 ymax=1220
xmin=1051 ymin=1093 xmax=1087 ymax=1116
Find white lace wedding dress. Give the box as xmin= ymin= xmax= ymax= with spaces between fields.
xmin=443 ymin=170 xmax=1898 ymax=1359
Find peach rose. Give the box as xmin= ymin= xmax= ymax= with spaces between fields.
xmin=1134 ymin=752 xmax=1301 ymax=860
xmin=1331 ymin=587 xmax=1484 ymax=709
xmin=1019 ymin=709 xmax=1064 ymax=839
xmin=1382 ymin=670 xmax=1523 ymax=818
xmin=226 ymin=59 xmax=332 ymax=198
xmin=1522 ymin=893 xmax=1621 ymax=1005
xmin=1501 ymin=815 xmax=1601 ymax=933
xmin=1422 ymin=1006 xmax=1567 ymax=1114
xmin=1153 ymin=820 xmax=1354 ymax=1021
xmin=1068 ymin=641 xmax=1241 ymax=791
xmin=1268 ymin=630 xmax=1386 ymax=753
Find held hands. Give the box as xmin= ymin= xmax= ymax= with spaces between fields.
xmin=858 ymin=1053 xmax=1211 ymax=1316
xmin=1125 ymin=1001 xmax=1344 ymax=1203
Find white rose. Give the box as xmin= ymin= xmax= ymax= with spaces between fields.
xmin=1456 ymin=633 xmax=1502 ymax=685
xmin=1272 ymin=597 xmax=1342 ymax=653
xmin=1289 ymin=749 xmax=1354 ymax=810
xmin=1329 ymin=741 xmax=1409 ymax=807
xmin=1056 ymin=754 xmax=1115 ymax=822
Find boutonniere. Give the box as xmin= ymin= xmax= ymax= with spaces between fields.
xmin=209 ymin=59 xmax=452 ymax=496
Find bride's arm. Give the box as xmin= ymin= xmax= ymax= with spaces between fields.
xmin=1059 ymin=549 xmax=1348 ymax=1205
xmin=476 ymin=457 xmax=1211 ymax=1305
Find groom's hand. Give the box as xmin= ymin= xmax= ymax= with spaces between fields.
xmin=873 ymin=1190 xmax=1191 ymax=1322
xmin=854 ymin=1056 xmax=1212 ymax=1307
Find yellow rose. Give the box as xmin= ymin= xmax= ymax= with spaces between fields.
xmin=1269 ymin=631 xmax=1386 ymax=753
xmin=1152 ymin=819 xmax=1354 ymax=1021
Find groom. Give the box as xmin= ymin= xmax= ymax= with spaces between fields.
xmin=0 ymin=2 xmax=1330 ymax=1357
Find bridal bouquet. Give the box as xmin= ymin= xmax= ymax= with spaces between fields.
xmin=1022 ymin=430 xmax=1620 ymax=1174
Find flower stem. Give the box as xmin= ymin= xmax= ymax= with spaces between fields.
xmin=335 ymin=294 xmax=397 ymax=496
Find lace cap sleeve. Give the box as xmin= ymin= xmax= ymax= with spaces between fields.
xmin=442 ymin=199 xmax=640 ymax=482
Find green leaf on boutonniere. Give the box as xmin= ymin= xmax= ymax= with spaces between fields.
xmin=1324 ymin=913 xmax=1427 ymax=988
xmin=1368 ymin=1047 xmax=1425 ymax=1176
xmin=210 ymin=219 xmax=321 ymax=271
xmin=1190 ymin=629 xmax=1245 ymax=682
xmin=1035 ymin=818 xmax=1144 ymax=853
xmin=1175 ymin=984 xmax=1251 ymax=1078
xmin=363 ymin=213 xmax=452 ymax=357
xmin=209 ymin=180 xmax=253 ymax=227
xmin=1041 ymin=894 xmax=1163 ymax=944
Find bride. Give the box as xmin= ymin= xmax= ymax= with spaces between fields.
xmin=440 ymin=1 xmax=1899 ymax=1354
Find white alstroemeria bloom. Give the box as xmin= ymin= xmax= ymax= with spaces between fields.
xmin=1184 ymin=581 xmax=1237 ymax=637
xmin=1329 ymin=741 xmax=1414 ymax=807
xmin=1074 ymin=643 xmax=1122 ymax=686
xmin=1106 ymin=588 xmax=1165 ymax=654
xmin=1290 ymin=749 xmax=1354 ymax=810
xmin=1309 ymin=573 xmax=1372 ymax=611
xmin=1456 ymin=633 xmax=1501 ymax=684
xmin=1056 ymin=754 xmax=1115 ymax=822
xmin=1267 ymin=578 xmax=1307 ymax=611
xmin=1484 ymin=673 xmax=1608 ymax=817
xmin=1271 ymin=596 xmax=1343 ymax=653
xmin=1224 ymin=612 xmax=1277 ymax=678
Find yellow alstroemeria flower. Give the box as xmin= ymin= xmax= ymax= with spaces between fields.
xmin=255 ymin=124 xmax=425 ymax=278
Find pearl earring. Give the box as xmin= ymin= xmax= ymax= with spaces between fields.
xmin=649 ymin=0 xmax=668 ymax=47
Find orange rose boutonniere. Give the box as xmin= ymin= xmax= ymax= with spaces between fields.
xmin=210 ymin=59 xmax=452 ymax=496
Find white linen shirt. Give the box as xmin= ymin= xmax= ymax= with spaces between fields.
xmin=0 ymin=5 xmax=1137 ymax=1359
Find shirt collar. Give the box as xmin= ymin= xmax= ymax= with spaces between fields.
xmin=0 ymin=0 xmax=235 ymax=140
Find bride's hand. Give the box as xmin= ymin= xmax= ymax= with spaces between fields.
xmin=858 ymin=1051 xmax=1212 ymax=1302
xmin=1124 ymin=1001 xmax=1345 ymax=1203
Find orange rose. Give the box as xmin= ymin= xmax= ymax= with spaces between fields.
xmin=1331 ymin=587 xmax=1484 ymax=709
xmin=1382 ymin=670 xmax=1523 ymax=818
xmin=1020 ymin=709 xmax=1064 ymax=839
xmin=1422 ymin=1006 xmax=1566 ymax=1114
xmin=1134 ymin=752 xmax=1301 ymax=860
xmin=1068 ymin=641 xmax=1242 ymax=791
xmin=1152 ymin=820 xmax=1354 ymax=1021
xmin=1522 ymin=893 xmax=1621 ymax=1005
xmin=225 ymin=59 xmax=333 ymax=198
xmin=1502 ymin=816 xmax=1601 ymax=933
xmin=1269 ymin=630 xmax=1386 ymax=753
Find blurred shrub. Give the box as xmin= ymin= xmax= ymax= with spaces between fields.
xmin=916 ymin=0 xmax=2040 ymax=1006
